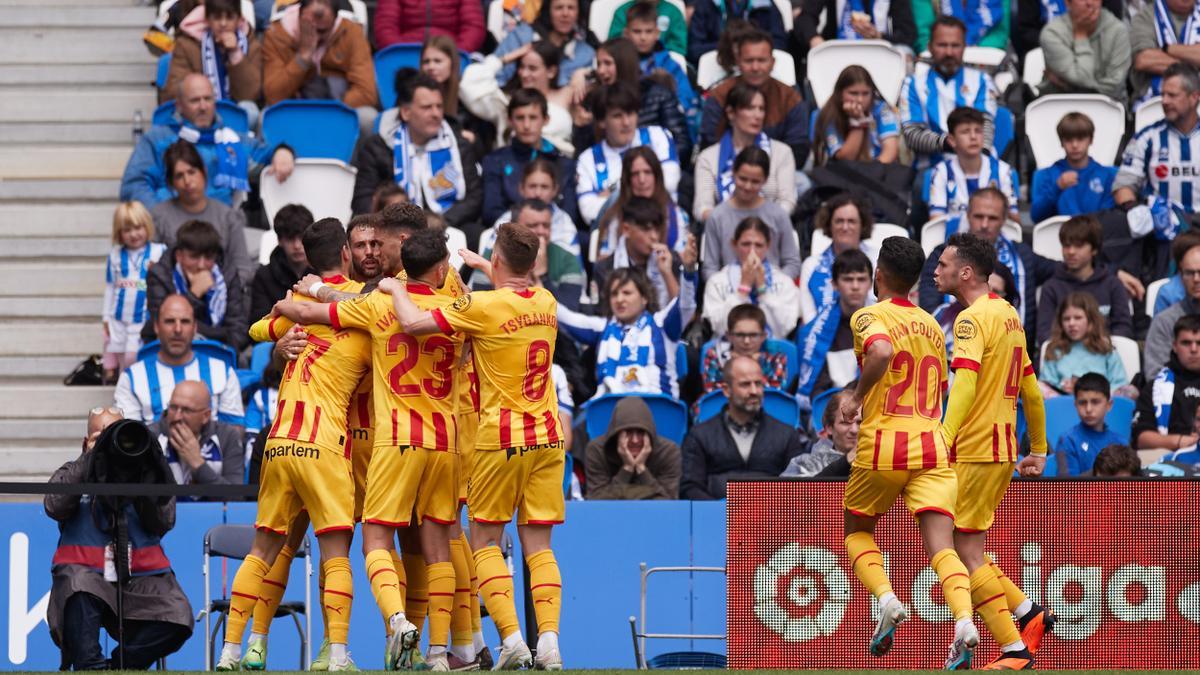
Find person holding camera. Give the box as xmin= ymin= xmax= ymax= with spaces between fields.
xmin=150 ymin=380 xmax=244 ymax=496
xmin=45 ymin=408 xmax=193 ymax=670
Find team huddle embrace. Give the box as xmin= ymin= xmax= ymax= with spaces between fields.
xmin=840 ymin=233 xmax=1054 ymax=671
xmin=217 ymin=202 xmax=565 ymax=672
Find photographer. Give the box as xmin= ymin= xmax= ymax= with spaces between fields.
xmin=45 ymin=408 xmax=193 ymax=670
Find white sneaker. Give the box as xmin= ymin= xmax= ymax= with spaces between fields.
xmin=944 ymin=620 xmax=980 ymax=670
xmin=533 ymin=647 xmax=562 ymax=671
xmin=216 ymin=649 xmax=241 ymax=671
xmin=491 ymin=642 xmax=533 ymax=671
xmin=869 ymin=597 xmax=909 ymax=657
xmin=425 ymin=651 xmax=451 ymax=672
xmin=387 ymin=619 xmax=420 ymax=671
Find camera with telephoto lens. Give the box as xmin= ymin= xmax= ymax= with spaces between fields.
xmin=88 ymin=420 xmax=170 ymax=486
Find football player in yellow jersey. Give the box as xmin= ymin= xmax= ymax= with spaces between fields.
xmin=379 ymin=222 xmax=564 ymax=671
xmin=216 ymin=220 xmax=368 ymax=672
xmin=835 ymin=237 xmax=978 ymax=667
xmin=934 ymin=231 xmax=1052 ymax=671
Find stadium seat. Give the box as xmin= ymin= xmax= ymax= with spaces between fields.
xmin=806 ymin=40 xmax=907 ymax=107
xmin=694 ymin=49 xmax=796 ymax=89
xmin=676 ymin=341 xmax=689 ymax=379
xmin=1023 ymin=48 xmax=1045 ymax=95
xmin=153 ymin=99 xmax=251 ymax=137
xmin=259 ymin=160 xmax=356 ymax=254
xmin=1043 ymin=394 xmax=1136 ymax=449
xmin=1031 ymin=215 xmax=1070 ymax=261
xmin=487 ymin=0 xmax=512 ymax=43
xmin=237 ymin=341 xmax=276 ymax=392
xmin=269 ymin=0 xmax=362 ymax=26
xmin=1145 ymin=277 xmax=1169 ymax=315
xmin=920 ymin=215 xmax=950 ymax=256
xmin=584 ymin=393 xmax=689 ymax=446
xmin=1024 ymin=94 xmax=1125 ymax=168
xmin=1112 ymin=336 xmax=1141 ymax=382
xmin=588 ymin=0 xmax=685 ymax=43
xmin=694 ymin=388 xmax=799 ymax=426
xmin=962 ymin=46 xmax=1007 ymax=68
xmin=872 ymin=223 xmax=909 ymax=242
xmin=773 ymin=0 xmax=793 ymax=30
xmin=138 ymin=337 xmax=236 ymax=369
xmin=810 ymin=387 xmax=843 ymax=432
xmin=376 ymin=43 xmax=463 ymax=111
xmin=587 ymin=227 xmax=601 ymax=263
xmin=1003 ymin=219 xmax=1023 ymax=242
xmin=261 ymin=100 xmax=359 ymax=163
xmin=1135 ymin=96 xmax=1164 ymax=132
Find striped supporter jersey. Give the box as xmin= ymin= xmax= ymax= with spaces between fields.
xmin=431 ymin=287 xmax=561 ymax=451
xmin=850 ymin=297 xmax=950 ymax=471
xmin=331 ymin=283 xmax=463 ymax=452
xmin=949 ymin=293 xmax=1033 ymax=463
xmin=1118 ymin=119 xmax=1200 ymax=213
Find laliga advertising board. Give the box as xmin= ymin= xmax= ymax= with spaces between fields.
xmin=726 ymin=479 xmax=1200 ymax=669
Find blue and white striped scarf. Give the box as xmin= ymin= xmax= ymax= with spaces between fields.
xmin=716 ymin=130 xmax=772 ymax=203
xmin=1147 ymin=0 xmax=1200 ymax=98
xmin=595 ymin=311 xmax=673 ymax=395
xmin=808 ymin=246 xmax=840 ymax=313
xmin=938 ymin=153 xmax=1004 ymax=217
xmin=796 ymin=301 xmax=842 ymax=404
xmin=993 ymin=236 xmax=1025 ymax=317
xmin=200 ymin=29 xmax=248 ymax=101
xmin=1153 ymin=366 xmax=1177 ymax=434
xmin=177 ymin=124 xmax=249 ymax=192
xmin=1038 ymin=0 xmax=1065 ymax=21
xmin=393 ymin=120 xmax=465 ymax=214
xmin=940 ymin=0 xmax=1004 ymax=46
xmin=173 ymin=261 xmax=227 ymax=327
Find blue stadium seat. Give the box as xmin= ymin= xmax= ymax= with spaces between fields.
xmin=675 ymin=341 xmax=688 ymax=379
xmin=694 ymin=388 xmax=800 ymax=427
xmin=152 ymin=99 xmax=251 ymax=137
xmin=137 ymin=337 xmax=237 ymax=369
xmin=583 ymin=393 xmax=689 ymax=446
xmin=236 ymin=341 xmax=276 ymax=392
xmin=1040 ymin=394 xmax=1136 ymax=459
xmin=374 ymin=43 xmax=471 ymax=111
xmin=261 ymin=100 xmax=359 ymax=163
xmin=810 ymin=387 xmax=843 ymax=432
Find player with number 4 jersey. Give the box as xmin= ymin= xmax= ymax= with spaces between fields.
xmin=838 ymin=237 xmax=979 ymax=670
xmin=935 ymin=232 xmax=1054 ymax=671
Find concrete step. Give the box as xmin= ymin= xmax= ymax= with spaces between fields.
xmin=0 ymin=145 xmax=132 ymax=180
xmin=0 ymin=418 xmax=85 ymax=441
xmin=0 ymin=179 xmax=118 ymax=202
xmin=0 ymin=355 xmax=87 ymax=380
xmin=0 ymin=6 xmax=153 ymax=28
xmin=0 ymin=384 xmax=114 ymax=419
xmin=0 ymin=28 xmax=153 ymax=64
xmin=0 ymin=121 xmax=138 ymax=145
xmin=0 ymin=202 xmax=116 ymax=236
xmin=0 ymin=263 xmax=102 ymax=296
xmin=0 ymin=63 xmax=154 ymax=87
xmin=0 ymin=87 xmax=156 ymax=124
xmin=0 ymin=236 xmax=109 ymax=259
xmin=0 ymin=297 xmax=102 ymax=319
xmin=0 ymin=445 xmax=86 ymax=479
xmin=0 ymin=321 xmax=104 ymax=356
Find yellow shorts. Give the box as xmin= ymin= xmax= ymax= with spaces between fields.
xmin=457 ymin=412 xmax=479 ymax=505
xmin=351 ymin=438 xmax=372 ymax=521
xmin=953 ymin=461 xmax=1014 ymax=532
xmin=257 ymin=438 xmax=354 ymax=535
xmin=469 ymin=444 xmax=566 ymax=526
xmin=843 ymin=465 xmax=958 ymax=518
xmin=362 ymin=446 xmax=460 ymax=527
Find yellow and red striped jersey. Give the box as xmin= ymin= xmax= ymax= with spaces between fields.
xmin=348 ymin=374 xmax=372 ymax=451
xmin=432 ymin=287 xmax=561 ymax=451
xmin=331 ymin=283 xmax=463 ymax=451
xmin=260 ymin=277 xmax=370 ymax=454
xmin=850 ymin=298 xmax=950 ymax=471
xmin=949 ymin=293 xmax=1033 ymax=463
xmin=247 ymin=276 xmax=367 ymax=343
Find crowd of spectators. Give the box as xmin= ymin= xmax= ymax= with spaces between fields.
xmin=91 ymin=0 xmax=1200 ymax=500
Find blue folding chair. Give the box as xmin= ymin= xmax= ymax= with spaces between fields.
xmin=152 ymin=99 xmax=250 ymax=137
xmin=583 ymin=393 xmax=689 ymax=446
xmin=810 ymin=387 xmax=843 ymax=433
xmin=694 ymin=388 xmax=799 ymax=427
xmin=261 ymin=100 xmax=359 ymax=163
xmin=374 ymin=44 xmax=471 ymax=110
xmin=137 ymin=337 xmax=237 ymax=370
xmin=236 ymin=341 xmax=276 ymax=392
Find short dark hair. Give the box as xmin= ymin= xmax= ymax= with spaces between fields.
xmin=947 ymin=106 xmax=985 ymax=134
xmin=823 ymin=389 xmax=855 ymax=429
xmin=969 ymin=186 xmax=1010 ymax=215
xmin=733 ymin=216 xmax=772 ymax=244
xmin=522 ymin=157 xmax=561 ymax=188
xmin=724 ymin=82 xmax=764 ymax=114
xmin=1164 ymin=62 xmax=1200 ymax=95
xmin=931 ymin=15 xmax=967 ymax=38
xmin=1056 ymin=112 xmax=1095 ymax=141
xmin=175 ymin=220 xmax=223 ymax=257
xmin=1060 ymin=214 xmax=1102 ymax=251
xmin=204 ymin=0 xmax=241 ymax=17
xmin=735 ymin=28 xmax=772 ymax=56
xmin=1174 ymin=313 xmax=1200 ymax=338
xmin=371 ymin=182 xmax=408 ymax=212
xmin=1074 ymin=372 xmax=1111 ymax=400
xmin=875 ymin=236 xmax=925 ymax=292
xmin=625 ymin=0 xmax=658 ymax=26
xmin=594 ymin=82 xmax=640 ymax=120
xmin=833 ymin=248 xmax=873 ymax=280
xmin=732 ymin=146 xmax=771 ymax=178
xmin=947 ymin=231 xmax=996 ymax=279
xmin=274 ymin=204 xmax=315 ymax=240
xmin=508 ymin=87 xmax=549 ymax=118
xmin=727 ymin=303 xmax=766 ymax=332
xmin=621 ymin=196 xmax=664 ymax=229
xmin=303 ymin=218 xmax=347 ymax=272
xmin=397 ymin=72 xmax=442 ymax=108
xmin=378 ymin=202 xmax=427 ymax=236
xmin=494 ymin=222 xmax=540 ymax=275
xmin=347 ymin=212 xmax=381 ymax=236
xmin=1172 ymin=230 xmax=1200 ymax=267
xmin=163 ymin=140 xmax=205 ymax=179
xmin=513 ymin=197 xmax=552 ymax=222
xmin=400 ymin=227 xmax=450 ymax=278
xmin=606 ymin=267 xmax=658 ymax=314
xmin=1093 ymin=444 xmax=1141 ymax=477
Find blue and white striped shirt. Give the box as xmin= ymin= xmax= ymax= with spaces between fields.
xmin=103 ymin=242 xmax=166 ymax=324
xmin=114 ymin=354 xmax=244 ymax=424
xmin=900 ymin=63 xmax=998 ymax=165
xmin=1118 ymin=119 xmax=1200 ymax=213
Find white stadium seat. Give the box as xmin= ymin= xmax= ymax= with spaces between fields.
xmin=1025 ymin=95 xmax=1125 ymax=168
xmin=1145 ymin=277 xmax=1169 ymax=316
xmin=259 ymin=159 xmax=357 ymax=264
xmin=807 ymin=39 xmax=907 ymax=107
xmin=1031 ymin=215 xmax=1071 ymax=261
xmin=1023 ymin=47 xmax=1045 ymax=95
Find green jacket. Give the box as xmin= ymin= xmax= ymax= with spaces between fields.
xmin=608 ymin=0 xmax=688 ymax=56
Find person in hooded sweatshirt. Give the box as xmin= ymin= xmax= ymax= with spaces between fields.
xmin=1133 ymin=314 xmax=1200 ymax=453
xmin=584 ymin=396 xmax=682 ymax=500
xmin=1035 ymin=214 xmax=1132 ymax=348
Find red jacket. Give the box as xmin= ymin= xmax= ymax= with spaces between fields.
xmin=373 ymin=0 xmax=486 ymax=52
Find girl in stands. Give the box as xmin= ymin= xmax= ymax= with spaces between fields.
xmin=594 ymin=147 xmax=689 ymax=259
xmin=800 ymin=193 xmax=877 ymax=323
xmin=702 ymin=217 xmax=801 ymax=339
xmin=103 ymin=202 xmax=168 ymax=384
xmin=812 ymin=65 xmax=899 ymax=167
xmin=1041 ymin=292 xmax=1137 ymax=399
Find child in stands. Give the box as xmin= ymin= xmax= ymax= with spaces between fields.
xmin=103 ymin=202 xmax=167 ymax=384
xmin=1030 ymin=112 xmax=1117 ymax=222
xmin=1052 ymin=373 xmax=1126 ymax=476
xmin=928 ymin=106 xmax=1019 ymax=223
xmin=1040 ymin=292 xmax=1136 ymax=399
xmin=623 ymin=0 xmax=700 ymax=141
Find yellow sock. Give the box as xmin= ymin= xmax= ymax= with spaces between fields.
xmin=473 ymin=545 xmax=520 ymax=640
xmin=226 ymin=554 xmax=271 ymax=645
xmin=365 ymin=549 xmax=406 ymax=622
xmin=844 ymin=532 xmax=893 ymax=598
xmin=250 ymin=545 xmax=295 ymax=635
xmin=526 ymin=550 xmax=562 ymax=635
xmin=322 ymin=557 xmax=354 ymax=645
xmin=403 ymin=552 xmax=428 ymax=630
xmin=970 ymin=565 xmax=1022 ymax=648
xmin=986 ymin=555 xmax=1028 ymax=612
xmin=391 ymin=550 xmax=408 ymax=608
xmin=318 ymin=561 xmax=329 ymax=636
xmin=427 ymin=561 xmax=456 ymax=647
xmin=930 ymin=548 xmax=972 ymax=621
xmin=448 ymin=536 xmax=474 ymax=646
xmin=462 ymin=534 xmax=482 ymax=634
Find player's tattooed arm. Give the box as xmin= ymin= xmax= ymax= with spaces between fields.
xmin=293 ymin=274 xmax=362 ymax=302
xmin=273 ymin=291 xmax=333 ymax=326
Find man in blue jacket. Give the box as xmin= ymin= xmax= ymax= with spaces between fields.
xmin=120 ymin=74 xmax=294 ymax=208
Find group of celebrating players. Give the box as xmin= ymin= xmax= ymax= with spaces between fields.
xmin=839 ymin=232 xmax=1055 ymax=670
xmin=215 ymin=201 xmax=565 ymax=672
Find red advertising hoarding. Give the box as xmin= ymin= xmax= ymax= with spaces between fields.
xmin=727 ymin=479 xmax=1200 ymax=669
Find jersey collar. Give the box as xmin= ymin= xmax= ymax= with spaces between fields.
xmin=408 ymin=282 xmax=435 ymax=295
xmin=888 ymin=297 xmax=915 ymax=308
xmin=322 ymin=274 xmax=348 ymax=284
